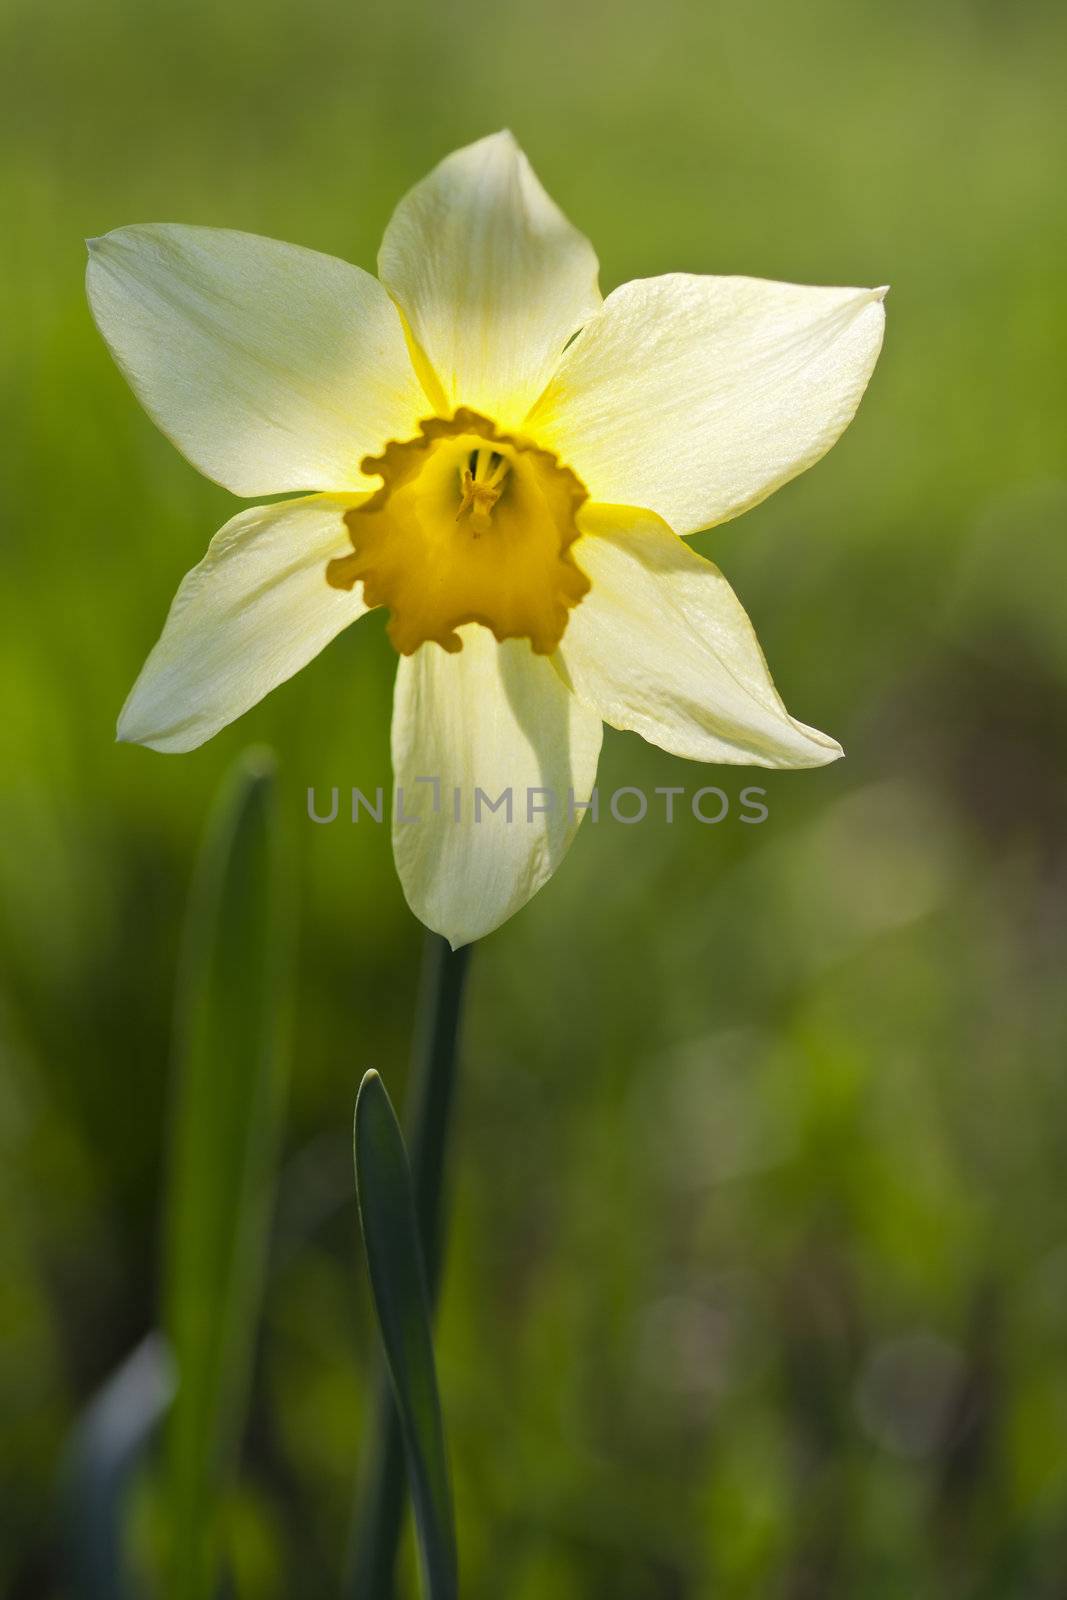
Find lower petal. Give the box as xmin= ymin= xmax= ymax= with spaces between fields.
xmin=559 ymin=506 xmax=842 ymax=768
xmin=391 ymin=627 xmax=603 ymax=946
xmin=118 ymin=494 xmax=369 ymax=753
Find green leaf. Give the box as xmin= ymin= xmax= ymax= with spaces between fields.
xmin=354 ymin=1069 xmax=458 ymax=1600
xmin=162 ymin=749 xmax=291 ymax=1600
xmin=346 ymin=935 xmax=470 ymax=1600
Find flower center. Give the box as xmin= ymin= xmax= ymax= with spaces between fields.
xmin=326 ymin=408 xmax=590 ymax=656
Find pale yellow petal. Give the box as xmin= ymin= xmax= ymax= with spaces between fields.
xmin=559 ymin=505 xmax=841 ymax=767
xmin=391 ymin=626 xmax=602 ymax=946
xmin=87 ymin=226 xmax=427 ymax=496
xmin=530 ymin=275 xmax=886 ymax=536
xmin=118 ymin=495 xmax=369 ymax=753
xmin=378 ymin=132 xmax=601 ymax=429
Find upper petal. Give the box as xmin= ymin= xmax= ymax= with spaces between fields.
xmin=529 ymin=274 xmax=886 ymax=537
xmin=558 ymin=505 xmax=842 ymax=768
xmin=87 ymin=225 xmax=428 ymax=496
xmin=391 ymin=626 xmax=602 ymax=946
xmin=118 ymin=494 xmax=370 ymax=752
xmin=378 ymin=132 xmax=601 ymax=429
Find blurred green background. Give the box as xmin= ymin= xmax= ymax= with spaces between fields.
xmin=4 ymin=0 xmax=1067 ymax=1593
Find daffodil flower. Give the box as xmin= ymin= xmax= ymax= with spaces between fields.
xmin=87 ymin=132 xmax=885 ymax=947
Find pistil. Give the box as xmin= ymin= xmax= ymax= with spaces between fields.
xmin=456 ymin=448 xmax=510 ymax=535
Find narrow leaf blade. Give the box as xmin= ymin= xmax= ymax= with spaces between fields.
xmin=354 ymin=1069 xmax=457 ymax=1600
xmin=163 ymin=748 xmax=291 ymax=1600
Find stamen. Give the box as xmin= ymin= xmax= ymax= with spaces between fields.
xmin=456 ymin=446 xmax=511 ymax=535
xmin=456 ymin=468 xmax=501 ymax=535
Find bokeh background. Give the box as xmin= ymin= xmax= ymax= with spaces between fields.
xmin=4 ymin=0 xmax=1067 ymax=1593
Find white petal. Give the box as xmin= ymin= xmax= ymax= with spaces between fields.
xmin=378 ymin=132 xmax=601 ymax=429
xmin=559 ymin=506 xmax=841 ymax=768
xmin=87 ymin=225 xmax=428 ymax=496
xmin=118 ymin=495 xmax=369 ymax=753
xmin=391 ymin=627 xmax=602 ymax=946
xmin=529 ymin=275 xmax=886 ymax=536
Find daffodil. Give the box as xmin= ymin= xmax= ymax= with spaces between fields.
xmin=88 ymin=132 xmax=885 ymax=947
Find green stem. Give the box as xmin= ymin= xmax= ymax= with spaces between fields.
xmin=346 ymin=933 xmax=471 ymax=1600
